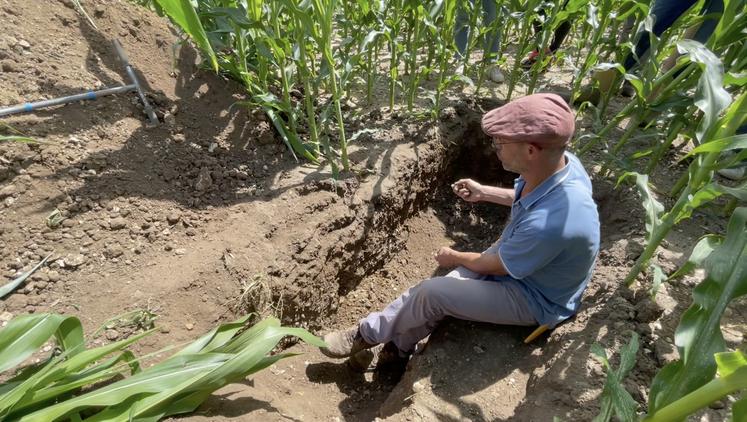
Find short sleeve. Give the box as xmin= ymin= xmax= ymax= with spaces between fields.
xmin=497 ymin=217 xmax=563 ymax=279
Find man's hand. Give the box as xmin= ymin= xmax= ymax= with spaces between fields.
xmin=434 ymin=246 xmax=460 ymax=268
xmin=451 ymin=179 xmax=485 ymax=203
xmin=435 ymin=246 xmax=509 ymax=276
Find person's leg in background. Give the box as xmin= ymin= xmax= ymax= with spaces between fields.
xmin=522 ymin=0 xmax=572 ymax=69
xmin=622 ymin=0 xmax=699 ymax=71
xmin=454 ymin=0 xmax=505 ymax=82
xmin=454 ymin=0 xmax=473 ymax=60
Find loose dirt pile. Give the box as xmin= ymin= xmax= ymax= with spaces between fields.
xmin=1 ymin=1 xmax=744 ymax=421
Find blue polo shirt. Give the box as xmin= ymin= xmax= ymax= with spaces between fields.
xmin=486 ymin=152 xmax=600 ymax=328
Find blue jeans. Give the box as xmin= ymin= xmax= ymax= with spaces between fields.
xmin=454 ymin=0 xmax=501 ymax=59
xmin=623 ymin=0 xmax=724 ymax=70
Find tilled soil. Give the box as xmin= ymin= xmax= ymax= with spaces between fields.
xmin=1 ymin=1 xmax=745 ymax=421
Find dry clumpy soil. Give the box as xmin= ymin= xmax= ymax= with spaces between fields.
xmin=0 ymin=1 xmax=744 ymax=421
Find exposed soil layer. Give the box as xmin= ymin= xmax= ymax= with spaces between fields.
xmin=1 ymin=1 xmax=745 ymax=421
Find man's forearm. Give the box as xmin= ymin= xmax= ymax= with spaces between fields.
xmin=451 ymin=251 xmax=508 ymax=276
xmin=479 ymin=186 xmax=515 ymax=206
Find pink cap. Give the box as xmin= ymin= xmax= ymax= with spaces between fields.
xmin=481 ymin=93 xmax=575 ymax=147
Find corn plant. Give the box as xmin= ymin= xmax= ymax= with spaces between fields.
xmin=645 ymin=350 xmax=747 ymax=421
xmin=643 ymin=206 xmax=747 ymax=418
xmin=621 ymin=59 xmax=744 ymax=287
xmin=0 ymin=313 xmax=324 ymax=420
xmin=590 ymin=332 xmax=640 ymax=422
xmin=0 ymin=123 xmax=36 ymax=144
xmin=592 ymin=207 xmax=747 ymax=421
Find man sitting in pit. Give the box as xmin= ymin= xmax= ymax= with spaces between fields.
xmin=320 ymin=93 xmax=600 ymax=365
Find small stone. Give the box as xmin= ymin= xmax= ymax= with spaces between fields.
xmin=166 ymin=213 xmax=180 ymax=225
xmin=105 ymin=329 xmax=119 ymax=341
xmin=0 ymin=311 xmax=13 ymax=322
xmin=194 ymin=168 xmax=212 ymax=192
xmin=174 ymin=248 xmax=186 ymax=256
xmin=0 ymin=60 xmax=20 ymax=73
xmin=31 ymin=271 xmax=49 ymax=282
xmin=43 ymin=232 xmax=62 ymax=241
xmin=185 ymin=323 xmax=194 ymax=331
xmin=0 ymin=184 xmax=17 ymax=198
xmin=109 ymin=217 xmax=127 ymax=230
xmin=63 ymin=253 xmax=87 ymax=269
xmin=654 ymin=338 xmax=680 ymax=366
xmin=412 ymin=381 xmax=425 ymax=393
xmin=164 ymin=243 xmax=174 ymax=251
xmin=635 ymin=299 xmax=663 ymax=323
xmin=17 ymin=39 xmax=31 ymax=49
xmin=47 ymin=270 xmax=60 ymax=282
xmin=104 ymin=243 xmax=124 ymax=258
xmin=185 ymin=228 xmax=196 ymax=236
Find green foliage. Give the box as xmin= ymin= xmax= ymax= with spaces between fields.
xmin=645 ymin=350 xmax=747 ymax=421
xmin=591 ymin=332 xmax=640 ymax=422
xmin=647 ymin=207 xmax=747 ymax=414
xmin=0 ymin=123 xmax=36 ymax=143
xmin=0 ymin=313 xmax=324 ymax=420
xmin=153 ymin=0 xmax=218 ymax=72
xmin=0 ymin=255 xmax=50 ymax=300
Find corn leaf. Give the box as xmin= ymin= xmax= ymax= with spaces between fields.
xmin=153 ymin=0 xmax=219 ymax=72
xmin=592 ymin=332 xmax=640 ymax=422
xmin=648 ymin=207 xmax=747 ymax=413
xmin=0 ymin=255 xmax=50 ymax=299
xmin=650 ymin=264 xmax=666 ymax=298
xmin=683 ymin=134 xmax=747 ymax=158
xmin=734 ymin=399 xmax=747 ymax=422
xmin=14 ymin=317 xmax=323 ymax=421
xmin=645 ymin=350 xmax=747 ymax=421
xmin=0 ymin=314 xmax=84 ymax=374
xmin=0 ymin=136 xmax=37 ymax=144
xmin=7 ymin=350 xmax=140 ymax=417
xmin=676 ymin=180 xmax=747 ymax=223
xmin=676 ymin=40 xmax=732 ymax=143
xmin=18 ymin=353 xmax=232 ymax=421
xmin=174 ymin=314 xmax=252 ymax=356
xmin=0 ymin=355 xmax=61 ymax=419
xmin=618 ymin=172 xmax=664 ymax=242
xmin=668 ymin=234 xmax=723 ymax=280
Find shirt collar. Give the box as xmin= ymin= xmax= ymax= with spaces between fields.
xmin=514 ymin=154 xmax=571 ymax=209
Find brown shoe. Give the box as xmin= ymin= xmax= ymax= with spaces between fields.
xmin=320 ymin=326 xmax=376 ymax=359
xmin=346 ymin=349 xmax=376 ymax=372
xmin=375 ymin=342 xmax=410 ymax=368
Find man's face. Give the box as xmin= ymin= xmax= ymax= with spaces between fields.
xmin=492 ymin=137 xmax=529 ymax=173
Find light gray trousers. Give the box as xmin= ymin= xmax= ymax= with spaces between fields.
xmin=358 ymin=266 xmax=537 ymax=353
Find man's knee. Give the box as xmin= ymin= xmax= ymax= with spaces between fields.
xmin=413 ymin=277 xmax=460 ymax=315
